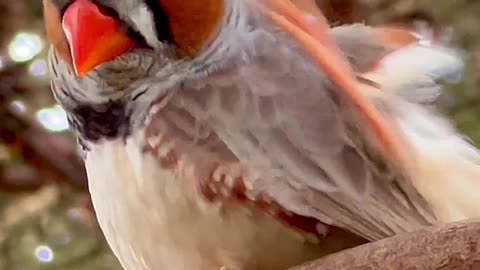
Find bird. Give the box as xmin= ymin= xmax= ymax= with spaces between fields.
xmin=42 ymin=0 xmax=480 ymax=269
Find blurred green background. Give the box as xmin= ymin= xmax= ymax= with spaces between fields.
xmin=0 ymin=0 xmax=478 ymax=269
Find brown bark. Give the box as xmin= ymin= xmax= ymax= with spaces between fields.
xmin=291 ymin=221 xmax=480 ymax=270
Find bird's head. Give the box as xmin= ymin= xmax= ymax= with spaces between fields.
xmin=42 ymin=0 xmax=226 ymax=143
xmin=44 ymin=0 xmax=225 ymax=75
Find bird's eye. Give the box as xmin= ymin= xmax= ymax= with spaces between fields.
xmin=43 ymin=0 xmax=137 ymax=76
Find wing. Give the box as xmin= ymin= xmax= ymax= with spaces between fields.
xmin=146 ymin=0 xmax=468 ymax=240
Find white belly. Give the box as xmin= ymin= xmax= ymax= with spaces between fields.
xmin=85 ymin=133 xmax=324 ymax=270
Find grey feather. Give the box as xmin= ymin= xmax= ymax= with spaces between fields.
xmin=330 ymin=24 xmax=389 ymax=73
xmin=154 ymin=2 xmax=438 ymax=240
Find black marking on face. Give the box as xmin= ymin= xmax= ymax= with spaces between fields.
xmin=143 ymin=0 xmax=174 ymax=43
xmin=70 ymin=101 xmax=132 ymax=142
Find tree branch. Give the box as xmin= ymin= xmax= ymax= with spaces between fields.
xmin=291 ymin=221 xmax=480 ymax=270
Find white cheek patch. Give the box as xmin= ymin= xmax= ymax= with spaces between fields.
xmin=101 ymin=0 xmax=162 ymax=49
xmin=125 ymin=5 xmax=162 ymax=48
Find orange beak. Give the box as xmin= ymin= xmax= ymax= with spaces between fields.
xmin=62 ymin=0 xmax=136 ymax=76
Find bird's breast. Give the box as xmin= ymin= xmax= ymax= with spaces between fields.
xmin=84 ymin=131 xmax=325 ymax=270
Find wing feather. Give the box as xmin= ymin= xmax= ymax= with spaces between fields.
xmin=157 ymin=18 xmax=439 ymax=239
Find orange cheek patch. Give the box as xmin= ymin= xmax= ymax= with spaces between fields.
xmin=157 ymin=0 xmax=225 ymax=56
xmin=43 ymin=0 xmax=73 ymax=67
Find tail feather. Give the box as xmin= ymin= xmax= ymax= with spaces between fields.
xmin=363 ymin=43 xmax=464 ymax=104
xmin=397 ymin=101 xmax=480 ymax=222
xmin=363 ymin=40 xmax=480 ymax=222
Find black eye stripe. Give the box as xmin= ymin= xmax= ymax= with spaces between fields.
xmin=143 ymin=0 xmax=173 ymax=42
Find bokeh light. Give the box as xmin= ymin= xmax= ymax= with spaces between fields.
xmin=9 ymin=100 xmax=27 ymax=114
xmin=8 ymin=32 xmax=44 ymax=62
xmin=0 ymin=56 xmax=5 ymax=70
xmin=34 ymin=245 xmax=54 ymax=263
xmin=29 ymin=59 xmax=48 ymax=77
xmin=36 ymin=105 xmax=69 ymax=132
